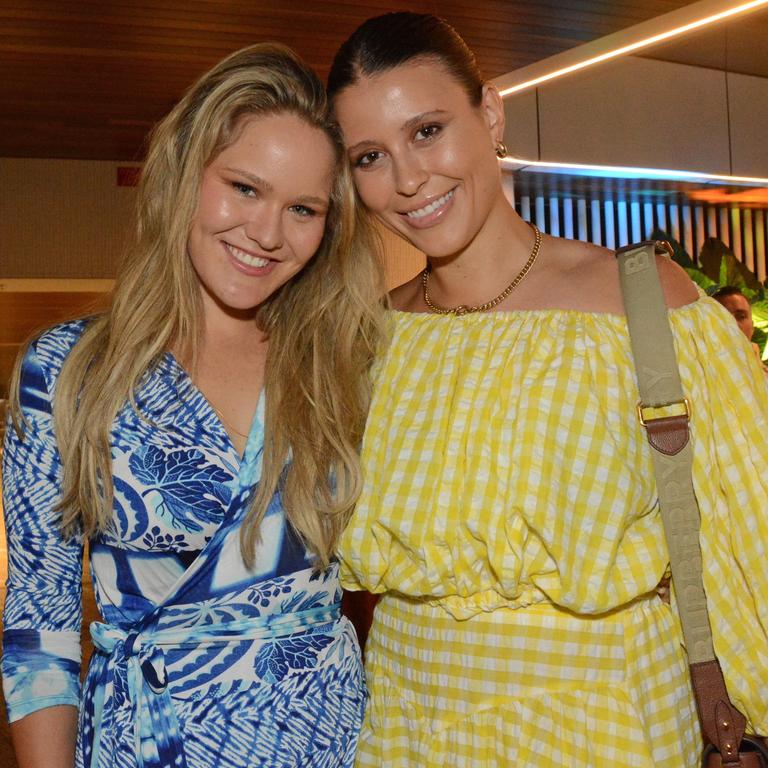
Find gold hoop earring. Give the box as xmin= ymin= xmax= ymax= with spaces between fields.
xmin=495 ymin=141 xmax=508 ymax=159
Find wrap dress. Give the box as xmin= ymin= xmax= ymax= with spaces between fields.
xmin=2 ymin=321 xmax=365 ymax=768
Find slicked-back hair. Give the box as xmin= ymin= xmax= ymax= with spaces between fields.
xmin=328 ymin=12 xmax=484 ymax=106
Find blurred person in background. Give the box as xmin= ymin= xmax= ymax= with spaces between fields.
xmin=713 ymin=285 xmax=768 ymax=376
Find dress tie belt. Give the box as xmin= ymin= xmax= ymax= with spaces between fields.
xmin=87 ymin=602 xmax=341 ymax=768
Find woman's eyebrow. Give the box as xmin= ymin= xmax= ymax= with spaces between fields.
xmin=222 ymin=167 xmax=272 ymax=191
xmin=224 ymin=166 xmax=328 ymax=207
xmin=402 ymin=109 xmax=449 ymax=132
xmin=346 ymin=110 xmax=450 ymax=155
xmin=295 ymin=193 xmax=330 ymax=208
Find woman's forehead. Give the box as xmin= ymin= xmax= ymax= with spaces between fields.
xmin=334 ymin=61 xmax=471 ymax=132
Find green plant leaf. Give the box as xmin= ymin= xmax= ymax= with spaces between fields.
xmin=685 ymin=268 xmax=716 ymax=291
xmin=699 ymin=237 xmax=761 ymax=289
xmin=753 ymin=328 xmax=768 ymax=359
xmin=740 ymin=300 xmax=768 ymax=358
xmin=750 ymin=299 xmax=768 ymax=324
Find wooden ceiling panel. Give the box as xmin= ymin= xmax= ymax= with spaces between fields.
xmin=0 ymin=0 xmax=698 ymax=159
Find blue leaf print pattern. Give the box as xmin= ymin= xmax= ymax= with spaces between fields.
xmin=254 ymin=633 xmax=335 ymax=683
xmin=131 ymin=446 xmax=232 ymax=533
xmin=142 ymin=525 xmax=189 ymax=551
xmin=113 ymin=475 xmax=149 ymax=541
xmin=3 ymin=323 xmax=365 ymax=768
xmin=248 ymin=578 xmax=295 ymax=610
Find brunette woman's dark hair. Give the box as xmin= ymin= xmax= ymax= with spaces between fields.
xmin=327 ymin=12 xmax=484 ymax=105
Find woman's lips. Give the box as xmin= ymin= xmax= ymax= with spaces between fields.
xmin=224 ymin=242 xmax=278 ymax=276
xmin=400 ymin=188 xmax=455 ymax=229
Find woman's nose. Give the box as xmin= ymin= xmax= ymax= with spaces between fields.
xmin=244 ymin=207 xmax=283 ymax=251
xmin=393 ymin=154 xmax=428 ymax=197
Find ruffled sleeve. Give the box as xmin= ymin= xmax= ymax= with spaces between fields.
xmin=2 ymin=339 xmax=83 ymax=722
xmin=674 ymin=299 xmax=768 ymax=733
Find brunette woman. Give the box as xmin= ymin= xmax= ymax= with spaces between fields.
xmin=328 ymin=12 xmax=768 ymax=767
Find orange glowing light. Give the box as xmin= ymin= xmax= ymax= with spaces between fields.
xmin=687 ymin=187 xmax=768 ymax=205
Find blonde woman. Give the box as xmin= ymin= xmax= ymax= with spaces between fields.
xmin=3 ymin=44 xmax=384 ymax=768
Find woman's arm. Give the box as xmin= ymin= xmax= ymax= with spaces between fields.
xmin=10 ymin=706 xmax=77 ymax=768
xmin=677 ymin=303 xmax=768 ymax=733
xmin=2 ymin=340 xmax=84 ymax=766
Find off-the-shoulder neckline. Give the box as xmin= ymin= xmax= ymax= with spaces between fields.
xmin=386 ymin=296 xmax=709 ymax=322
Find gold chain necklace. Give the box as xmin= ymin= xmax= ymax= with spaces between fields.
xmin=212 ymin=406 xmax=249 ymax=439
xmin=421 ymin=223 xmax=542 ymax=315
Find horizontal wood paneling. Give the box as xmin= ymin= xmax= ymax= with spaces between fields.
xmin=0 ymin=0 xmax=696 ymax=160
xmin=0 ymin=292 xmax=107 ymax=345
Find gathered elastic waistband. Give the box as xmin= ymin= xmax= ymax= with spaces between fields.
xmin=391 ymin=588 xmax=663 ymax=620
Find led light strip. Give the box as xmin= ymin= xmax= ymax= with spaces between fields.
xmin=501 ymin=157 xmax=768 ymax=187
xmin=497 ymin=0 xmax=768 ymax=96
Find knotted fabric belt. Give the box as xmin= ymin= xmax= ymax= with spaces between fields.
xmin=87 ymin=602 xmax=341 ymax=768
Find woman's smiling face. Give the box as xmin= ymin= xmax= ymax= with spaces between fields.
xmin=333 ymin=58 xmax=505 ymax=259
xmin=187 ymin=111 xmax=335 ymax=316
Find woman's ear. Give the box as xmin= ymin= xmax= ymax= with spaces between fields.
xmin=480 ymin=83 xmax=506 ymax=146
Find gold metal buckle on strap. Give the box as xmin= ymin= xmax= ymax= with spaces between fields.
xmin=636 ymin=398 xmax=691 ymax=426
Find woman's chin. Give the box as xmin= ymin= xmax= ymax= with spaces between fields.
xmin=405 ymin=228 xmax=473 ymax=261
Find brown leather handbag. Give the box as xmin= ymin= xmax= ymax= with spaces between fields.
xmin=617 ymin=240 xmax=768 ymax=768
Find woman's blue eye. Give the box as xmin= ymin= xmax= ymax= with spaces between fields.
xmin=232 ymin=181 xmax=256 ymax=196
xmin=290 ymin=205 xmax=316 ymax=218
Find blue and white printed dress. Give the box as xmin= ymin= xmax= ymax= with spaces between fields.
xmin=2 ymin=321 xmax=366 ymax=768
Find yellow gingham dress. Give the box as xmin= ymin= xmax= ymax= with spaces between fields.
xmin=339 ymin=298 xmax=768 ymax=767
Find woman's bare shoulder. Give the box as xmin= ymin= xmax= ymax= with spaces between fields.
xmin=387 ymin=237 xmax=700 ymax=315
xmin=654 ymin=250 xmax=700 ymax=308
xmin=538 ymin=236 xmax=699 ymax=313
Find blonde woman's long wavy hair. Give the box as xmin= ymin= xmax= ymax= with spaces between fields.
xmin=11 ymin=43 xmax=386 ymax=567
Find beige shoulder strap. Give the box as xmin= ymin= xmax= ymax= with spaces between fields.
xmin=616 ymin=241 xmax=748 ymax=764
